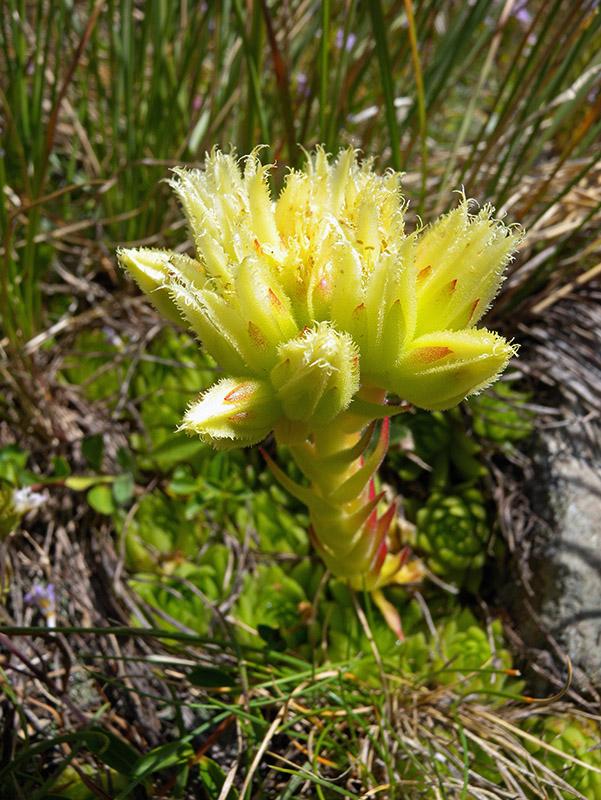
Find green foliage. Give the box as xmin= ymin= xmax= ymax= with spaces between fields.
xmin=61 ymin=330 xmax=127 ymax=403
xmin=234 ymin=486 xmax=308 ymax=555
xmin=197 ymin=756 xmax=238 ymax=800
xmin=133 ymin=330 xmax=215 ymax=433
xmin=0 ymin=480 xmax=20 ymax=538
xmin=86 ymin=483 xmax=116 ymax=515
xmin=416 ymin=487 xmax=489 ymax=586
xmin=129 ymin=329 xmax=216 ymax=471
xmin=48 ymin=765 xmax=130 ymax=799
xmin=235 ymin=563 xmax=310 ymax=648
xmin=527 ymin=715 xmax=601 ymax=799
xmin=322 ymin=581 xmax=411 ymax=676
xmin=123 ymin=481 xmax=309 ymax=637
xmin=470 ymin=381 xmax=535 ymax=444
xmin=232 ymin=566 xmax=521 ymax=702
xmin=407 ymin=410 xmax=453 ymax=464
xmin=130 ymin=543 xmax=230 ymax=636
xmin=117 ymin=489 xmax=206 ymax=574
xmin=390 ymin=409 xmax=485 ymax=486
xmin=432 ymin=609 xmax=516 ymax=697
xmin=0 ymin=446 xmax=43 ymax=538
xmin=0 ymin=446 xmax=30 ymax=485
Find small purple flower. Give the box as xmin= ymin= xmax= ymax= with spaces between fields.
xmin=335 ymin=29 xmax=357 ymax=51
xmin=102 ymin=325 xmax=124 ymax=348
xmin=25 ymin=583 xmax=57 ymax=628
xmin=297 ymin=72 xmax=310 ymax=99
xmin=514 ymin=3 xmax=532 ymax=26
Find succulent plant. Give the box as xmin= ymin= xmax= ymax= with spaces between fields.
xmin=470 ymin=381 xmax=534 ymax=444
xmin=408 ymin=409 xmax=453 ymax=462
xmin=118 ymin=147 xmax=521 ymax=594
xmin=62 ymin=329 xmax=126 ymax=402
xmin=433 ymin=610 xmax=515 ymax=696
xmin=129 ymin=328 xmax=217 ymax=471
xmin=119 ymin=489 xmax=205 ymax=574
xmin=234 ymin=485 xmax=309 ymax=555
xmin=416 ymin=487 xmax=488 ymax=583
xmin=318 ymin=593 xmax=518 ymax=698
xmin=234 ymin=564 xmax=310 ymax=648
xmin=527 ymin=714 xmax=601 ymax=799
xmin=392 ymin=407 xmax=486 ymax=487
xmin=130 ymin=543 xmax=230 ymax=635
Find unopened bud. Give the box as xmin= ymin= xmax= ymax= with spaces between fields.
xmin=413 ymin=203 xmax=522 ymax=336
xmin=390 ymin=329 xmax=516 ymax=410
xmin=118 ymin=248 xmax=191 ymax=324
xmin=181 ymin=378 xmax=281 ymax=447
xmin=270 ymin=323 xmax=360 ymax=426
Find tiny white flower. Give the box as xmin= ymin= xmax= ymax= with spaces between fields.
xmin=13 ymin=487 xmax=47 ymax=514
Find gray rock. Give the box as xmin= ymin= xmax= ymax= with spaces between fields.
xmin=514 ymin=413 xmax=601 ymax=686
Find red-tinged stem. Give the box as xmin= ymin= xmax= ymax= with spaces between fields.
xmin=266 ymin=389 xmax=409 ymax=588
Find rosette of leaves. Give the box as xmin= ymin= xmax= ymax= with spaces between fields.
xmin=389 ymin=409 xmax=486 ymax=487
xmin=233 ymin=484 xmax=309 ymax=555
xmin=132 ymin=329 xmax=215 ymax=431
xmin=470 ymin=381 xmax=534 ymax=445
xmin=410 ymin=410 xmax=453 ymax=463
xmin=320 ymin=591 xmax=517 ymax=697
xmin=319 ymin=588 xmax=460 ymax=682
xmin=168 ymin=452 xmax=263 ymax=528
xmin=324 ymin=581 xmax=403 ymax=670
xmin=388 ymin=410 xmax=452 ymax=482
xmin=432 ymin=609 xmax=516 ymax=697
xmin=234 ymin=563 xmax=314 ymax=649
xmin=118 ymin=489 xmax=205 ymax=573
xmin=526 ymin=715 xmax=601 ymax=799
xmin=130 ymin=543 xmax=230 ymax=635
xmin=416 ymin=487 xmax=488 ymax=585
xmin=129 ymin=329 xmax=216 ymax=471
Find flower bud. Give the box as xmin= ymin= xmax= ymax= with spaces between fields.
xmin=117 ymin=248 xmax=187 ymax=324
xmin=270 ymin=323 xmax=360 ymax=426
xmin=413 ymin=202 xmax=522 ymax=337
xmin=181 ymin=378 xmax=281 ymax=447
xmin=390 ymin=329 xmax=516 ymax=410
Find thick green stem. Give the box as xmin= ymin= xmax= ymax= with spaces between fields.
xmin=272 ymin=387 xmax=412 ymax=588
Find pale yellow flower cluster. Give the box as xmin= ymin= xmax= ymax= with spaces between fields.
xmin=119 ymin=148 xmax=521 ymax=448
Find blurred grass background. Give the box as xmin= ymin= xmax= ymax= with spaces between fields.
xmin=1 ymin=1 xmax=601 ymax=798
xmin=2 ymin=0 xmax=600 ymax=343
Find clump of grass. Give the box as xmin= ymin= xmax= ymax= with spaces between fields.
xmin=2 ymin=2 xmax=599 ymax=344
xmin=1 ymin=616 xmax=600 ymax=798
